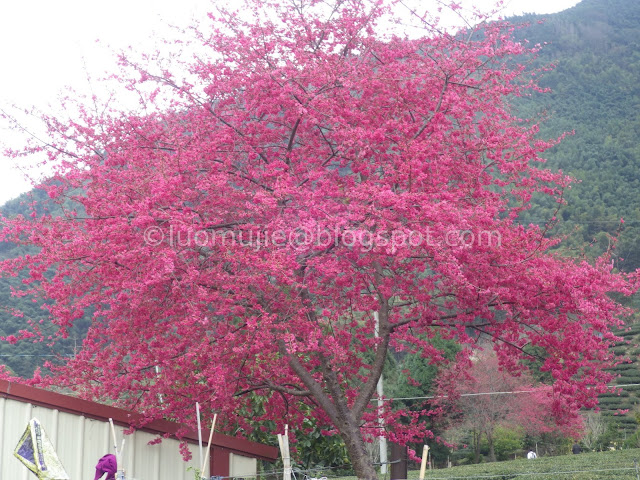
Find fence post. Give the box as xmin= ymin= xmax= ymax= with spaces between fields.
xmin=634 ymin=459 xmax=640 ymax=480
xmin=277 ymin=425 xmax=291 ymax=480
xmin=419 ymin=445 xmax=429 ymax=480
xmin=390 ymin=443 xmax=408 ymax=480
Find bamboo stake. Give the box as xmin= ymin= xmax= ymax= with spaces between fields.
xmin=109 ymin=418 xmax=118 ymax=455
xmin=109 ymin=418 xmax=126 ymax=480
xmin=201 ymin=414 xmax=218 ymax=478
xmin=196 ymin=403 xmax=203 ymax=479
xmin=277 ymin=425 xmax=291 ymax=480
xmin=419 ymin=445 xmax=429 ymax=480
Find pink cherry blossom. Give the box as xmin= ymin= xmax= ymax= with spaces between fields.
xmin=1 ymin=1 xmax=637 ymax=478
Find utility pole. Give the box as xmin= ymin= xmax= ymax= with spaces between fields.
xmin=374 ymin=311 xmax=388 ymax=475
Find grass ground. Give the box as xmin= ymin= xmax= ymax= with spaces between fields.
xmin=413 ymin=449 xmax=640 ymax=480
xmin=329 ymin=449 xmax=640 ymax=480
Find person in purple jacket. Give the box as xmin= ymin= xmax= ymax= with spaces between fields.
xmin=94 ymin=454 xmax=117 ymax=480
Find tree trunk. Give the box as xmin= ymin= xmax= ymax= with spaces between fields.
xmin=473 ymin=430 xmax=481 ymax=464
xmin=338 ymin=420 xmax=379 ymax=480
xmin=487 ymin=432 xmax=496 ymax=463
xmin=279 ymin=296 xmax=389 ymax=480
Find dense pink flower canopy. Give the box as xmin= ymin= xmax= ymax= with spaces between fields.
xmin=0 ymin=0 xmax=637 ymax=476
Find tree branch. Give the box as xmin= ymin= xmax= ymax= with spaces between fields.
xmin=352 ymin=264 xmax=390 ymax=420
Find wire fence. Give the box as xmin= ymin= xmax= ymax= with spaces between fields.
xmin=196 ymin=457 xmax=640 ymax=480
xmin=412 ymin=465 xmax=639 ymax=479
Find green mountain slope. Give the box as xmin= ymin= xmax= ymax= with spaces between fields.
xmin=0 ymin=189 xmax=89 ymax=377
xmin=509 ymin=0 xmax=640 ymax=443
xmin=513 ymin=0 xmax=640 ymax=270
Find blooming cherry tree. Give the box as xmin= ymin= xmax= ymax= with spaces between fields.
xmin=438 ymin=351 xmax=584 ymax=462
xmin=1 ymin=1 xmax=637 ymax=478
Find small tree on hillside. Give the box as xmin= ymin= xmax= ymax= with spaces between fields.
xmin=438 ymin=352 xmax=583 ymax=462
xmin=581 ymin=411 xmax=607 ymax=451
xmin=0 ymin=1 xmax=637 ymax=478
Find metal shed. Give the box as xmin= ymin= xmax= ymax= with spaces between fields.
xmin=0 ymin=380 xmax=278 ymax=480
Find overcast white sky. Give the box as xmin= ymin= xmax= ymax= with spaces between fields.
xmin=0 ymin=0 xmax=581 ymax=205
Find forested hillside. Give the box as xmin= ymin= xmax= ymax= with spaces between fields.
xmin=513 ymin=0 xmax=640 ymax=271
xmin=509 ymin=0 xmax=640 ymax=446
xmin=0 ymin=189 xmax=89 ymax=377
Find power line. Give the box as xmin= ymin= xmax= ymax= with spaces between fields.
xmin=383 ymin=383 xmax=640 ymax=402
xmin=0 ymin=354 xmax=73 ymax=357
